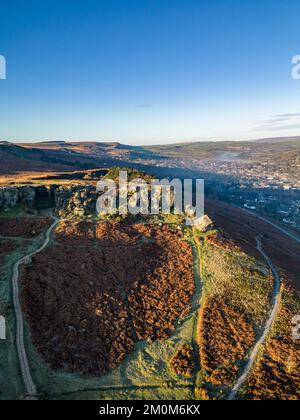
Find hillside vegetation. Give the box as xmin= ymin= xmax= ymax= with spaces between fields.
xmin=244 ymin=282 xmax=300 ymax=400
xmin=197 ymin=231 xmax=274 ymax=394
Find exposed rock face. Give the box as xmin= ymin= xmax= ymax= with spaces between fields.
xmin=0 ymin=187 xmax=19 ymax=211
xmin=0 ymin=182 xmax=176 ymax=217
xmin=0 ymin=183 xmax=99 ymax=216
xmin=54 ymin=186 xmax=97 ymax=217
xmin=19 ymin=186 xmax=36 ymax=207
xmin=0 ymin=185 xmax=54 ymax=212
xmin=195 ymin=214 xmax=214 ymax=232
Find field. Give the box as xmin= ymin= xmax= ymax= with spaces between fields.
xmin=0 ymin=236 xmax=25 ymax=400
xmin=0 ymin=239 xmax=19 ymax=259
xmin=0 ymin=212 xmax=202 ymax=400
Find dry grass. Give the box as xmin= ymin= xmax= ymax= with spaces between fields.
xmin=199 ymin=296 xmax=255 ymax=385
xmin=197 ymin=236 xmax=274 ymax=392
xmin=244 ymin=282 xmax=300 ymax=400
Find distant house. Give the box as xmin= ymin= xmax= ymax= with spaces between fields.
xmin=278 ymin=210 xmax=289 ymax=216
xmin=0 ymin=315 xmax=5 ymax=340
xmin=244 ymin=204 xmax=256 ymax=210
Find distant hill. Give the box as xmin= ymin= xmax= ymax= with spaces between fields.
xmin=0 ymin=136 xmax=299 ymax=177
xmin=0 ymin=141 xmax=158 ymax=176
xmin=19 ymin=141 xmax=158 ymax=161
xmin=253 ymin=136 xmax=300 ymax=143
xmin=0 ymin=144 xmax=77 ymax=174
xmin=146 ymin=137 xmax=300 ymax=161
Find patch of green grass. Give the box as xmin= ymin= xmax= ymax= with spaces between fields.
xmin=50 ymin=386 xmax=193 ymax=401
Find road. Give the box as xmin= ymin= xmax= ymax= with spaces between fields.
xmin=11 ymin=215 xmax=59 ymax=398
xmin=228 ymin=238 xmax=282 ymax=400
xmin=242 ymin=207 xmax=300 ymax=244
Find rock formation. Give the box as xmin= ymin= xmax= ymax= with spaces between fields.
xmin=0 ymin=184 xmax=97 ymax=216
xmin=194 ymin=214 xmax=214 ymax=232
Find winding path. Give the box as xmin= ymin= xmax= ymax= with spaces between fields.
xmin=191 ymin=234 xmax=204 ymax=397
xmin=11 ymin=215 xmax=59 ymax=398
xmin=228 ymin=237 xmax=282 ymax=400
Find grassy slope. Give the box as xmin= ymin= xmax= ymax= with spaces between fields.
xmin=243 ymin=284 xmax=300 ymax=400
xmin=196 ymin=234 xmax=274 ymax=399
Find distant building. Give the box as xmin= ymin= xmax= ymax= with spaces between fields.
xmin=278 ymin=210 xmax=289 ymax=216
xmin=244 ymin=204 xmax=256 ymax=210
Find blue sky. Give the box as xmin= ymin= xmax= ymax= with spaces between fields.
xmin=0 ymin=0 xmax=300 ymax=144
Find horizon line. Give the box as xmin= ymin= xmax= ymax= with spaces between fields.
xmin=1 ymin=134 xmax=300 ymax=147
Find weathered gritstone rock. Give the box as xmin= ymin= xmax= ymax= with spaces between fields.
xmin=54 ymin=185 xmax=97 ymax=217
xmin=0 ymin=184 xmax=98 ymax=215
xmin=18 ymin=186 xmax=36 ymax=207
xmin=0 ymin=181 xmax=178 ymax=217
xmin=194 ymin=214 xmax=214 ymax=232
xmin=0 ymin=187 xmax=19 ymax=210
xmin=0 ymin=185 xmax=55 ymax=212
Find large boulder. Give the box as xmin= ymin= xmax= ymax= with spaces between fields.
xmin=194 ymin=214 xmax=214 ymax=232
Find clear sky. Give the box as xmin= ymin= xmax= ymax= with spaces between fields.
xmin=0 ymin=0 xmax=300 ymax=145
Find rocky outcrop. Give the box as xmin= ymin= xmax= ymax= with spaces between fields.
xmin=19 ymin=186 xmax=36 ymax=207
xmin=0 ymin=185 xmax=55 ymax=212
xmin=0 ymin=182 xmax=183 ymax=218
xmin=54 ymin=185 xmax=97 ymax=217
xmin=0 ymin=184 xmax=99 ymax=216
xmin=0 ymin=187 xmax=19 ymax=210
